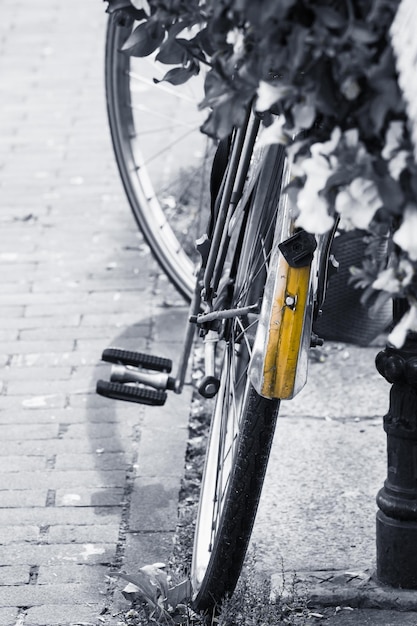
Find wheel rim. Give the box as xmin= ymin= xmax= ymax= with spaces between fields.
xmin=191 ymin=212 xmax=276 ymax=598
xmin=106 ymin=19 xmax=214 ymax=300
xmin=192 ymin=336 xmax=252 ymax=593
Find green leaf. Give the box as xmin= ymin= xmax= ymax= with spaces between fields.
xmin=196 ymin=27 xmax=216 ymax=57
xmin=314 ymin=6 xmax=347 ymax=29
xmin=201 ymin=94 xmax=249 ymax=139
xmin=105 ymin=0 xmax=132 ymax=14
xmin=155 ymin=64 xmax=198 ymax=86
xmin=105 ymin=0 xmax=147 ymax=20
xmin=350 ymin=24 xmax=379 ymax=44
xmin=156 ymin=38 xmax=189 ymax=65
xmin=121 ymin=20 xmax=165 ymax=57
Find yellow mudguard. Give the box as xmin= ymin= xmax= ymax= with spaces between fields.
xmin=249 ymin=161 xmax=316 ymax=400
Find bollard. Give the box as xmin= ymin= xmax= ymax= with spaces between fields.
xmin=375 ymin=298 xmax=417 ymax=588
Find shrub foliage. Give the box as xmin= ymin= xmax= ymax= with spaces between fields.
xmin=106 ymin=0 xmax=417 ymax=345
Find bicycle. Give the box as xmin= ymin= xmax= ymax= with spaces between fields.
xmin=97 ymin=8 xmax=381 ymax=613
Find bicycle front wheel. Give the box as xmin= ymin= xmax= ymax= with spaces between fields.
xmin=191 ymin=145 xmax=286 ymax=611
xmin=105 ymin=16 xmax=214 ymax=300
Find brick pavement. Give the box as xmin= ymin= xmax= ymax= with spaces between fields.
xmin=3 ymin=4 xmax=417 ymax=626
xmin=0 ymin=2 xmax=191 ymax=624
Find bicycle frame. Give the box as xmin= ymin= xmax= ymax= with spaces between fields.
xmin=174 ymin=106 xmax=334 ymax=401
xmin=98 ymin=102 xmax=335 ymax=405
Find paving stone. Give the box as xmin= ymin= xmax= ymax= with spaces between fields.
xmin=55 ymin=488 xmax=125 ymax=508
xmin=61 ymin=422 xmax=138 ymax=440
xmin=124 ymin=532 xmax=175 ymax=572
xmin=0 ymin=507 xmax=120 ymax=526
xmin=0 ymin=437 xmax=130 ymax=456
xmin=0 ymin=395 xmax=66 ymax=411
xmin=129 ymin=477 xmax=181 ymax=533
xmin=0 ymin=543 xmax=116 ymax=566
xmin=0 ymin=408 xmax=84 ymax=425
xmin=0 ymin=566 xmax=30 ymax=585
xmin=1 ymin=365 xmax=73 ymax=382
xmin=0 ymin=471 xmax=126 ymax=490
xmin=0 ymin=491 xmax=47 ymax=509
xmin=47 ymin=524 xmax=120 ymax=545
xmin=0 ymin=607 xmax=18 ymax=626
xmin=1 ymin=340 xmax=75 ymax=355
xmin=25 ymin=603 xmax=102 ymax=626
xmin=0 ymin=315 xmax=82 ymax=329
xmin=0 ymin=455 xmax=47 ymax=472
xmin=37 ymin=563 xmax=108 ymax=585
xmin=54 ymin=452 xmax=129 ymax=471
xmin=0 ymin=582 xmax=105 ymax=607
xmin=0 ymin=423 xmax=60 ymax=440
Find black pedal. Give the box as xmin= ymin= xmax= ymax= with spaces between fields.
xmin=96 ymin=380 xmax=167 ymax=406
xmin=101 ymin=348 xmax=172 ymax=373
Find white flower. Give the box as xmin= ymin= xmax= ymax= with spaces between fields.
xmin=255 ymin=81 xmax=292 ymax=112
xmin=388 ymin=304 xmax=417 ymax=348
xmin=344 ymin=128 xmax=359 ymax=148
xmin=292 ymin=97 xmax=316 ymax=131
xmin=372 ymin=259 xmax=414 ymax=293
xmin=382 ymin=120 xmax=404 ymax=160
xmin=131 ymin=0 xmax=151 ymax=14
xmin=226 ymin=28 xmax=245 ymax=55
xmin=310 ymin=126 xmax=341 ymax=158
xmin=393 ymin=204 xmax=417 ymax=260
xmin=258 ymin=116 xmax=288 ymax=147
xmin=295 ymin=193 xmax=334 ymax=234
xmin=388 ymin=150 xmax=408 ymax=180
xmin=335 ymin=177 xmax=382 ymax=230
xmin=295 ymin=153 xmax=335 ymax=234
xmin=372 ymin=267 xmax=400 ymax=293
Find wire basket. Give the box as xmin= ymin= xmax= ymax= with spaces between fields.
xmin=314 ymin=230 xmax=392 ymax=346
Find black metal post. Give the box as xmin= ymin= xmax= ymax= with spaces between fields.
xmin=375 ymin=298 xmax=417 ymax=587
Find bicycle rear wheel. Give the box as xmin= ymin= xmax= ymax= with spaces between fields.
xmin=191 ymin=144 xmax=286 ymax=611
xmin=105 ymin=16 xmax=213 ymax=300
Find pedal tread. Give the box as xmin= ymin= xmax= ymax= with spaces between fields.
xmin=96 ymin=380 xmax=167 ymax=406
xmin=101 ymin=348 xmax=172 ymax=372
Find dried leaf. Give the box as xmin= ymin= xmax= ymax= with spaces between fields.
xmin=121 ymin=581 xmax=142 ymax=603
xmin=167 ymin=579 xmax=193 ymax=609
xmin=119 ymin=571 xmax=159 ymax=605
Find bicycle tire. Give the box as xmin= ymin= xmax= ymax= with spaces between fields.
xmin=105 ymin=16 xmax=213 ymax=301
xmin=191 ymin=144 xmax=286 ymax=611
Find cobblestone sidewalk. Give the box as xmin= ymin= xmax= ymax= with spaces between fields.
xmin=0 ymin=2 xmax=191 ymax=624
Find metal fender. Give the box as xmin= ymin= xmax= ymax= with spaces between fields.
xmin=249 ymin=162 xmax=316 ymax=400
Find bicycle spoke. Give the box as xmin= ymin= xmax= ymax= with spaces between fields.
xmin=106 ymin=18 xmax=210 ymax=298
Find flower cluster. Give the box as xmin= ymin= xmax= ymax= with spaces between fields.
xmin=106 ymin=0 xmax=417 ymax=346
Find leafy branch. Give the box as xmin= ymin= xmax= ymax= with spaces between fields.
xmin=105 ymin=0 xmax=417 ymax=345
